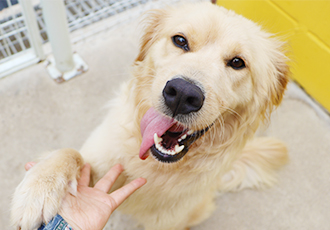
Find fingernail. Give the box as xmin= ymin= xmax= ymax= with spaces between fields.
xmin=25 ymin=163 xmax=33 ymax=170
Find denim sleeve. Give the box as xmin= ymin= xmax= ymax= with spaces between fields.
xmin=38 ymin=214 xmax=73 ymax=230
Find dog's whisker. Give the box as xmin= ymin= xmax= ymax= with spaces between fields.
xmin=220 ymin=106 xmax=242 ymax=122
xmin=135 ymin=83 xmax=153 ymax=90
xmin=214 ymin=115 xmax=226 ymax=143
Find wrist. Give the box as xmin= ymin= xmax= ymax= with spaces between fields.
xmin=58 ymin=212 xmax=82 ymax=230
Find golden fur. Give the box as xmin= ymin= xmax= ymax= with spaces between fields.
xmin=11 ymin=2 xmax=289 ymax=230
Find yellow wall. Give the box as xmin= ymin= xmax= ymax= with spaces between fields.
xmin=217 ymin=0 xmax=330 ymax=113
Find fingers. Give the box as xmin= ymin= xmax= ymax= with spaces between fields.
xmin=24 ymin=162 xmax=36 ymax=171
xmin=78 ymin=163 xmax=91 ymax=186
xmin=109 ymin=177 xmax=146 ymax=209
xmin=94 ymin=164 xmax=124 ymax=193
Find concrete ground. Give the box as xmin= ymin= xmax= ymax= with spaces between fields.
xmin=1 ymin=1 xmax=330 ymax=229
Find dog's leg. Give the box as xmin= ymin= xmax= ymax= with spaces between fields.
xmin=219 ymin=137 xmax=288 ymax=192
xmin=11 ymin=148 xmax=83 ymax=230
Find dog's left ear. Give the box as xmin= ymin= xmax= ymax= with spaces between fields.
xmin=269 ymin=49 xmax=290 ymax=107
xmin=254 ymin=37 xmax=290 ymax=119
xmin=255 ymin=36 xmax=290 ymax=110
xmin=135 ymin=9 xmax=166 ymax=62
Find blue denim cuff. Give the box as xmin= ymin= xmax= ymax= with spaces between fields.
xmin=38 ymin=214 xmax=73 ymax=230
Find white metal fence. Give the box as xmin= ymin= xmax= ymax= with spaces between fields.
xmin=0 ymin=0 xmax=148 ymax=79
xmin=0 ymin=3 xmax=28 ymax=61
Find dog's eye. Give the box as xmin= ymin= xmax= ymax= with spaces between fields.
xmin=172 ymin=35 xmax=189 ymax=51
xmin=228 ymin=57 xmax=246 ymax=70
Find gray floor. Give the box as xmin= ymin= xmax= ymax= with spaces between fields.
xmin=1 ymin=2 xmax=330 ymax=230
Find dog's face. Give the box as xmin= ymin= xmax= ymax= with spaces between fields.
xmin=136 ymin=2 xmax=289 ymax=163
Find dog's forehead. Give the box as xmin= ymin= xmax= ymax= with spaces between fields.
xmin=163 ymin=4 xmax=256 ymax=46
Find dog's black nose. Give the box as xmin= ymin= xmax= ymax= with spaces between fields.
xmin=163 ymin=78 xmax=204 ymax=116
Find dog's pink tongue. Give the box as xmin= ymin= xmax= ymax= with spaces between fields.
xmin=139 ymin=107 xmax=175 ymax=160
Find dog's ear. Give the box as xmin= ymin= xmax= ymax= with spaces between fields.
xmin=269 ymin=50 xmax=290 ymax=107
xmin=252 ymin=37 xmax=290 ymax=121
xmin=135 ymin=9 xmax=166 ymax=62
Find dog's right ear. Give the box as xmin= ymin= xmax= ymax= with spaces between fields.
xmin=135 ymin=9 xmax=166 ymax=62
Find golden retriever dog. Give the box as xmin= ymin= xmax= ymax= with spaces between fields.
xmin=11 ymin=2 xmax=289 ymax=230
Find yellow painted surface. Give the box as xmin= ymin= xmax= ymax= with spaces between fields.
xmin=217 ymin=0 xmax=330 ymax=113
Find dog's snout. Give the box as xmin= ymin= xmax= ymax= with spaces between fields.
xmin=163 ymin=78 xmax=204 ymax=116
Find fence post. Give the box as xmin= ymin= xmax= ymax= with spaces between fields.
xmin=42 ymin=0 xmax=88 ymax=82
xmin=19 ymin=0 xmax=45 ymax=60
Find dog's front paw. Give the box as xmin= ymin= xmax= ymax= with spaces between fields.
xmin=11 ymin=149 xmax=83 ymax=230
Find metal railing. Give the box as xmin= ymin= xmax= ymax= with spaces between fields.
xmin=0 ymin=0 xmax=148 ymax=79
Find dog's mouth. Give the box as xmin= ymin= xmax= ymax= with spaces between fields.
xmin=151 ymin=124 xmax=211 ymax=163
xmin=139 ymin=107 xmax=212 ymax=163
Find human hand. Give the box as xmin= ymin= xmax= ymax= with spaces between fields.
xmin=25 ymin=162 xmax=146 ymax=230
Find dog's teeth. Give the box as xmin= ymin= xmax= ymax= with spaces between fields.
xmin=156 ymin=144 xmax=164 ymax=152
xmin=175 ymin=145 xmax=184 ymax=153
xmin=154 ymin=133 xmax=162 ymax=144
xmin=178 ymin=134 xmax=187 ymax=142
xmin=167 ymin=149 xmax=175 ymax=155
xmin=156 ymin=142 xmax=162 ymax=150
xmin=154 ymin=133 xmax=184 ymax=155
xmin=187 ymin=130 xmax=194 ymax=135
